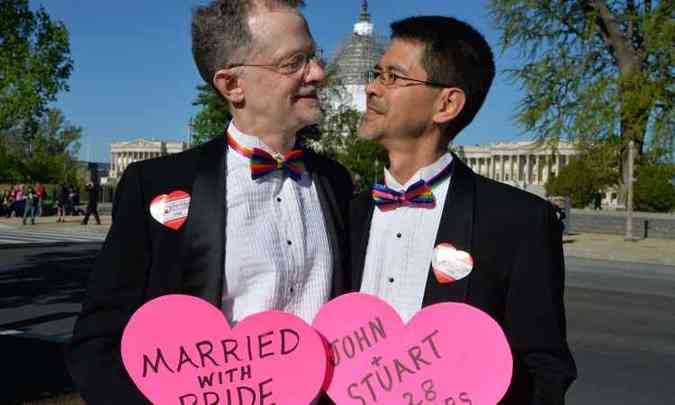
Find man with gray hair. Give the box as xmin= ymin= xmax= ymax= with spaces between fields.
xmin=67 ymin=1 xmax=353 ymax=403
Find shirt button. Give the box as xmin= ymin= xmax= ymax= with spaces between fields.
xmin=290 ymin=287 xmax=295 ymax=293
xmin=287 ymin=240 xmax=292 ymax=246
xmin=276 ymin=197 xmax=282 ymax=202
xmin=388 ymin=277 xmax=395 ymax=283
xmin=396 ymin=233 xmax=402 ymax=238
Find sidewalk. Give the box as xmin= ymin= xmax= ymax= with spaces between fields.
xmin=0 ymin=214 xmax=111 ymax=231
xmin=2 ymin=215 xmax=673 ymax=267
xmin=563 ymin=233 xmax=675 ymax=267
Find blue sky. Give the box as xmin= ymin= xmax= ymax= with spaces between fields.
xmin=30 ymin=0 xmax=529 ymax=163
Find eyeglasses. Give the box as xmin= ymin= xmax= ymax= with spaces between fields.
xmin=228 ymin=50 xmax=324 ymax=77
xmin=365 ymin=69 xmax=453 ymax=88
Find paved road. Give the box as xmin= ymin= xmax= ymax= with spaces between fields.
xmin=0 ymin=245 xmax=674 ymax=403
xmin=0 ymin=243 xmax=99 ymax=403
xmin=0 ymin=227 xmax=106 ymax=245
xmin=564 ymin=257 xmax=675 ymax=404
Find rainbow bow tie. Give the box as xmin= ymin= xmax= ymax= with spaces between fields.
xmin=250 ymin=148 xmax=305 ymax=181
xmin=372 ymin=180 xmax=435 ymax=211
xmin=227 ymin=134 xmax=305 ymax=181
xmin=371 ymin=160 xmax=454 ymax=211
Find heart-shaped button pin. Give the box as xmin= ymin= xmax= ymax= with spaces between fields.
xmin=122 ymin=295 xmax=328 ymax=405
xmin=149 ymin=190 xmax=191 ymax=230
xmin=432 ymin=242 xmax=474 ymax=284
xmin=313 ymin=293 xmax=512 ymax=405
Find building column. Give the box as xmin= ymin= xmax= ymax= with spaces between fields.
xmin=556 ymin=153 xmax=562 ymax=176
xmin=525 ymin=154 xmax=531 ymax=184
xmin=515 ymin=154 xmax=521 ymax=182
xmin=491 ymin=156 xmax=496 ymax=180
xmin=540 ymin=155 xmax=545 ymax=184
xmin=510 ymin=155 xmax=515 ymax=182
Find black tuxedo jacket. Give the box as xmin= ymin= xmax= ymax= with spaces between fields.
xmin=350 ymin=157 xmax=576 ymax=405
xmin=67 ymin=136 xmax=353 ymax=405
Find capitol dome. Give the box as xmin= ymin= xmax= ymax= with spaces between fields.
xmin=326 ymin=1 xmax=387 ymax=112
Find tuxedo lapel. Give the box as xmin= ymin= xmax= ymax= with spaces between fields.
xmin=305 ymin=152 xmax=345 ymax=298
xmin=350 ymin=191 xmax=374 ymax=291
xmin=177 ymin=137 xmax=226 ymax=306
xmin=422 ymin=156 xmax=476 ymax=306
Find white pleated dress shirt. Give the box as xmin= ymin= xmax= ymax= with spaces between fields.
xmin=223 ymin=122 xmax=332 ymax=324
xmin=360 ymin=153 xmax=453 ymax=322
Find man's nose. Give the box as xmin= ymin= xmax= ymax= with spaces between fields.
xmin=305 ymin=58 xmax=326 ymax=83
xmin=365 ymin=80 xmax=382 ymax=97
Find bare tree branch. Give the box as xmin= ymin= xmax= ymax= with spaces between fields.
xmin=590 ymin=0 xmax=640 ymax=75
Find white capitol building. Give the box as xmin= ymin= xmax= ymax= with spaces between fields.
xmin=455 ymin=141 xmax=578 ymax=192
xmin=108 ymin=139 xmax=187 ymax=180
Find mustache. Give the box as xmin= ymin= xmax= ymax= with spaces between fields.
xmin=296 ymin=86 xmax=318 ymax=97
xmin=366 ymin=101 xmax=386 ymax=114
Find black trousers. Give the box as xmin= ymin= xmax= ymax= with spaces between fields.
xmin=81 ymin=205 xmax=100 ymax=224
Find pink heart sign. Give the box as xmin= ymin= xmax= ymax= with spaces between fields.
xmin=121 ymin=294 xmax=328 ymax=405
xmin=312 ymin=293 xmax=513 ymax=405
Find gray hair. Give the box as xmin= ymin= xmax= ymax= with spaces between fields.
xmin=191 ymin=0 xmax=306 ymax=85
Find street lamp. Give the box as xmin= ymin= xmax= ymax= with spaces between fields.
xmin=187 ymin=117 xmax=194 ymax=148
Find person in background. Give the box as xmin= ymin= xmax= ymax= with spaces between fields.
xmin=57 ymin=185 xmax=68 ymax=222
xmin=81 ymin=181 xmax=101 ymax=225
xmin=0 ymin=188 xmax=8 ymax=217
xmin=65 ymin=185 xmax=75 ymax=216
xmin=73 ymin=186 xmax=82 ymax=215
xmin=4 ymin=186 xmax=15 ymax=218
xmin=9 ymin=184 xmax=26 ymax=219
xmin=35 ymin=182 xmax=46 ymax=217
xmin=22 ymin=186 xmax=37 ymax=225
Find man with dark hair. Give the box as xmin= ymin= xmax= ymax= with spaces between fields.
xmin=68 ymin=1 xmax=352 ymax=403
xmin=351 ymin=16 xmax=576 ymax=404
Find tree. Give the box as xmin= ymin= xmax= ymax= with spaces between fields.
xmin=191 ymin=84 xmax=231 ymax=144
xmin=0 ymin=0 xmax=73 ymax=134
xmin=634 ymin=162 xmax=675 ymax=212
xmin=306 ymin=76 xmax=387 ymax=192
xmin=306 ymin=105 xmax=387 ymax=192
xmin=490 ymin=0 xmax=674 ymax=198
xmin=0 ymin=141 xmax=21 ymax=182
xmin=546 ymin=143 xmax=620 ymax=207
xmin=0 ymin=108 xmax=82 ymax=183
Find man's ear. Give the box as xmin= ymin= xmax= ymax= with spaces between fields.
xmin=433 ymin=87 xmax=466 ymax=125
xmin=213 ymin=69 xmax=245 ymax=104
